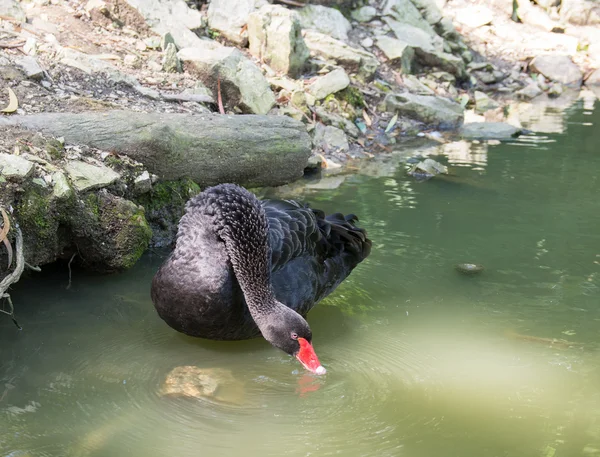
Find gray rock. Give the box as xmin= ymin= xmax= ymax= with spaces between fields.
xmin=529 ymin=54 xmax=583 ymax=88
xmin=351 ymin=6 xmax=377 ymax=22
xmin=474 ymin=91 xmax=499 ymax=113
xmin=385 ymin=93 xmax=464 ymax=129
xmin=586 ymin=68 xmax=600 ymax=86
xmin=1 ymin=111 xmax=311 ymax=188
xmin=410 ymin=0 xmax=443 ymax=25
xmin=313 ymin=106 xmax=360 ymax=138
xmin=133 ymin=171 xmax=152 ymax=195
xmin=65 ymin=161 xmax=120 ymax=192
xmin=303 ymin=30 xmax=379 ymax=79
xmin=162 ymin=43 xmax=182 ymax=73
xmin=178 ymin=45 xmax=275 ymax=114
xmin=161 ymin=32 xmax=177 ymax=51
xmin=459 ymin=122 xmax=522 ymax=140
xmin=381 ymin=0 xmax=436 ymax=34
xmin=375 ymin=36 xmax=415 ymax=72
xmin=297 ymin=5 xmax=352 ymax=41
xmin=455 ymin=263 xmax=484 ymax=275
xmin=0 ymin=0 xmax=25 ymax=21
xmin=360 ymin=37 xmax=374 ymax=48
xmin=407 ymin=158 xmax=448 ymax=180
xmin=402 ymin=74 xmax=435 ymax=95
xmin=248 ymin=5 xmax=309 ymax=77
xmin=515 ymin=82 xmax=543 ymax=100
xmin=16 ymin=56 xmax=44 ymax=80
xmin=313 ymin=124 xmax=349 ymax=153
xmin=453 ymin=5 xmax=493 ymax=28
xmin=51 ymin=171 xmax=73 ymax=200
xmin=207 ymin=0 xmax=267 ymax=45
xmin=560 ymin=0 xmax=600 ymax=25
xmin=124 ymin=0 xmax=205 ymax=49
xmin=547 ymin=83 xmax=563 ymax=98
xmin=306 ymin=68 xmax=350 ymax=100
xmin=0 ymin=153 xmax=34 ymax=181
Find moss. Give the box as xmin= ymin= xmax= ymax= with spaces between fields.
xmin=45 ymin=138 xmax=64 ymax=160
xmin=18 ymin=188 xmax=53 ymax=238
xmin=115 ymin=208 xmax=153 ymax=269
xmin=337 ymin=86 xmax=365 ymax=108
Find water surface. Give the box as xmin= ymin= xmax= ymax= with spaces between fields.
xmin=1 ymin=96 xmax=600 ymax=457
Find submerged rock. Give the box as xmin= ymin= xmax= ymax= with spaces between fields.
xmin=407 ymin=158 xmax=448 ymax=180
xmin=455 ymin=263 xmax=484 ymax=275
xmin=516 ymin=82 xmax=543 ymax=100
xmin=529 ymin=55 xmax=583 ymax=88
xmin=248 ymin=5 xmax=309 ymax=77
xmin=178 ymin=44 xmax=275 ymax=114
xmin=297 ymin=4 xmax=352 ymax=41
xmin=385 ymin=93 xmax=464 ymax=129
xmin=460 ymin=122 xmax=522 ymax=140
xmin=160 ymin=366 xmax=245 ymax=404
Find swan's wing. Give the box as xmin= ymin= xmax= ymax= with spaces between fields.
xmin=262 ymin=199 xmax=372 ymax=273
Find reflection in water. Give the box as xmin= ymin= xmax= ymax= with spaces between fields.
xmin=1 ymin=100 xmax=600 ymax=457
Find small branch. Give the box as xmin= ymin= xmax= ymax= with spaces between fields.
xmin=25 ymin=262 xmax=41 ymax=272
xmin=66 ymin=253 xmax=77 ymax=290
xmin=217 ymin=78 xmax=225 ymax=115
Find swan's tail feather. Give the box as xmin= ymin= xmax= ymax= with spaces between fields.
xmin=314 ymin=208 xmax=371 ymax=262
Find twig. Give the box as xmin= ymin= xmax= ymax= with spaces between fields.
xmin=0 ymin=41 xmax=25 ymax=49
xmin=25 ymin=262 xmax=41 ymax=272
xmin=66 ymin=253 xmax=77 ymax=290
xmin=217 ymin=78 xmax=225 ymax=115
xmin=273 ymin=0 xmax=306 ymax=7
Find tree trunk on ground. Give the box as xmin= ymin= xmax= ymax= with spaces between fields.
xmin=0 ymin=111 xmax=312 ymax=188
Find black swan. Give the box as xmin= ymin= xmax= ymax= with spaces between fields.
xmin=151 ymin=184 xmax=371 ymax=374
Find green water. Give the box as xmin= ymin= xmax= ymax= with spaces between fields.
xmin=1 ymin=96 xmax=600 ymax=457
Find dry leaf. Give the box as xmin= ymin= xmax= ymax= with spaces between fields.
xmin=1 ymin=87 xmax=18 ymax=113
xmin=385 ymin=113 xmax=398 ymax=133
xmin=362 ymin=109 xmax=372 ymax=127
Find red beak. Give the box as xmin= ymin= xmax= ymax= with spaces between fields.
xmin=296 ymin=338 xmax=326 ymax=375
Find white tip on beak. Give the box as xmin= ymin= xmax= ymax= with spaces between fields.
xmin=315 ymin=365 xmax=327 ymax=375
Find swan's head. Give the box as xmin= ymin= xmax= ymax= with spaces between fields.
xmin=262 ymin=306 xmax=326 ymax=375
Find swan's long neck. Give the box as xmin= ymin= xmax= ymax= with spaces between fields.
xmin=202 ymin=185 xmax=281 ymax=326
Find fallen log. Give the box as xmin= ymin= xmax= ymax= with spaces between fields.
xmin=0 ymin=111 xmax=312 ymax=188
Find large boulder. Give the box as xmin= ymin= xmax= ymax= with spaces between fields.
xmin=248 ymin=5 xmax=309 ymax=77
xmin=385 ymin=92 xmax=464 ymax=129
xmin=529 ymin=54 xmax=583 ymax=88
xmin=178 ymin=43 xmax=275 ymax=114
xmin=303 ymin=30 xmax=379 ymax=79
xmin=296 ymin=5 xmax=352 ymax=41
xmin=207 ymin=0 xmax=267 ymax=45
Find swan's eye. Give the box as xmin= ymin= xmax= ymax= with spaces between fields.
xmin=291 ymin=332 xmax=298 ymax=340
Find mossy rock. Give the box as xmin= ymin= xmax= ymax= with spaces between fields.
xmin=70 ymin=192 xmax=152 ymax=272
xmin=135 ymin=178 xmax=201 ymax=247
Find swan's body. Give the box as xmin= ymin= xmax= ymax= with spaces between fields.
xmin=151 ymin=184 xmax=371 ymax=372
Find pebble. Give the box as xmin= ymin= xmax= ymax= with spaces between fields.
xmin=360 ymin=37 xmax=374 ymax=48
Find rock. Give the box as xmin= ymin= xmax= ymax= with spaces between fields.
xmin=407 ymin=158 xmax=448 ymax=180
xmin=247 ymin=5 xmax=309 ymax=77
xmin=65 ymin=161 xmax=121 ymax=192
xmin=303 ymin=30 xmax=379 ymax=79
xmin=133 ymin=171 xmax=152 ymax=195
xmin=162 ymin=43 xmax=182 ymax=73
xmin=351 ymin=6 xmax=377 ymax=22
xmin=460 ymin=122 xmax=522 ymax=140
xmin=161 ymin=32 xmax=176 ymax=51
xmin=455 ymin=263 xmax=484 ymax=275
xmin=474 ymin=91 xmax=500 ymax=113
xmin=124 ymin=0 xmax=206 ymax=49
xmin=160 ymin=366 xmax=244 ymax=404
xmin=313 ymin=106 xmax=360 ymax=137
xmin=124 ymin=54 xmax=142 ymax=68
xmin=383 ymin=19 xmax=465 ymax=77
xmin=515 ymin=82 xmax=543 ymax=100
xmin=297 ymin=5 xmax=352 ymax=41
xmin=0 ymin=0 xmax=26 ymax=21
xmin=411 ymin=0 xmax=443 ymax=25
xmin=385 ymin=93 xmax=464 ymax=129
xmin=0 ymin=153 xmax=34 ymax=181
xmin=306 ymin=68 xmax=350 ymax=100
xmin=1 ymin=111 xmax=312 ymax=188
xmin=529 ymin=55 xmax=583 ymax=88
xmin=453 ymin=5 xmax=494 ymax=28
xmin=381 ymin=0 xmax=436 ymax=34
xmin=560 ymin=0 xmax=600 ymax=25
xmin=586 ymin=69 xmax=600 ymax=86
xmin=375 ymin=36 xmax=415 ymax=72
xmin=15 ymin=56 xmax=44 ymax=81
xmin=313 ymin=124 xmax=349 ymax=153
xmin=360 ymin=37 xmax=374 ymax=48
xmin=548 ymin=83 xmax=563 ymax=98
xmin=207 ymin=0 xmax=267 ymax=45
xmin=178 ymin=45 xmax=275 ymax=114
xmin=51 ymin=171 xmax=73 ymax=200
